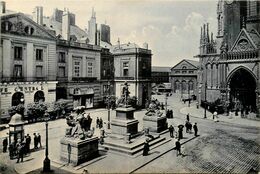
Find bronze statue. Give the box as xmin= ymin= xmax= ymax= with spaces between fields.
xmin=117 ymin=81 xmax=131 ymax=107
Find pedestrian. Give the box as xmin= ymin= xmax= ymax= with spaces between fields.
xmin=33 ymin=133 xmax=38 ymax=149
xmin=193 ymin=123 xmax=198 ymax=137
xmin=186 ymin=114 xmax=190 ymax=122
xmin=143 ymin=139 xmax=150 ymax=156
xmin=3 ymin=137 xmax=8 ymax=153
xmin=99 ymin=118 xmax=103 ymax=129
xmin=96 ymin=117 xmax=100 ymax=128
xmin=37 ymin=133 xmax=42 ymax=148
xmin=16 ymin=139 xmax=24 ymax=163
xmin=175 ymin=139 xmax=181 ymax=157
xmin=170 ymin=110 xmax=173 ymax=118
xmin=169 ymin=125 xmax=174 ymax=138
xmin=178 ymin=126 xmax=183 ymax=139
xmin=9 ymin=142 xmax=14 ymax=159
xmin=185 ymin=121 xmax=189 ymax=133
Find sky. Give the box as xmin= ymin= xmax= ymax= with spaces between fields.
xmin=4 ymin=0 xmax=218 ymax=67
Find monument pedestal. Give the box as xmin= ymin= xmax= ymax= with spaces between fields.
xmin=60 ymin=136 xmax=99 ymax=166
xmin=143 ymin=115 xmax=168 ymax=133
xmin=111 ymin=107 xmax=139 ymax=136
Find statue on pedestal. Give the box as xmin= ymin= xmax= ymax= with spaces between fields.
xmin=117 ymin=81 xmax=131 ymax=107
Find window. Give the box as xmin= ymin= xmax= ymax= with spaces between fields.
xmin=182 ymin=66 xmax=187 ymax=69
xmin=1 ymin=21 xmax=12 ymax=31
xmin=58 ymin=67 xmax=65 ymax=77
xmin=36 ymin=66 xmax=43 ymax=77
xmin=36 ymin=49 xmax=43 ymax=61
xmin=87 ymin=62 xmax=93 ymax=77
xmin=182 ymin=71 xmax=187 ymax=74
xmin=24 ymin=26 xmax=34 ymax=35
xmin=58 ymin=52 xmax=66 ymax=63
xmin=123 ymin=62 xmax=129 ymax=76
xmin=14 ymin=46 xmax=23 ymax=60
xmin=74 ymin=61 xmax=81 ymax=77
xmin=189 ymin=71 xmax=194 ymax=73
xmin=14 ymin=65 xmax=22 ymax=77
xmin=175 ymin=70 xmax=180 ymax=73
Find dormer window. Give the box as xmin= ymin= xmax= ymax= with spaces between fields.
xmin=1 ymin=21 xmax=12 ymax=32
xmin=24 ymin=25 xmax=34 ymax=35
xmin=182 ymin=66 xmax=187 ymax=69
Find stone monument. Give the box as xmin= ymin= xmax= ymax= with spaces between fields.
xmin=143 ymin=98 xmax=168 ymax=133
xmin=60 ymin=113 xmax=99 ymax=166
xmin=111 ymin=81 xmax=139 ymax=136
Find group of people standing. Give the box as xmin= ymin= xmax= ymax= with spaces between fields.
xmin=96 ymin=117 xmax=103 ymax=129
xmin=2 ymin=133 xmax=42 ymax=163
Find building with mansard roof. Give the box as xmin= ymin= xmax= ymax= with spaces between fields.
xmin=196 ymin=0 xmax=260 ymax=117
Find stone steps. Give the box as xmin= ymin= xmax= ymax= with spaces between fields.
xmin=101 ymin=136 xmax=167 ymax=156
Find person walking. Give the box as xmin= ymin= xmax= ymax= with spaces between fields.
xmin=16 ymin=140 xmax=24 ymax=163
xmin=193 ymin=123 xmax=198 ymax=137
xmin=25 ymin=134 xmax=31 ymax=154
xmin=175 ymin=139 xmax=181 ymax=157
xmin=96 ymin=117 xmax=100 ymax=128
xmin=143 ymin=139 xmax=150 ymax=156
xmin=169 ymin=125 xmax=174 ymax=138
xmin=99 ymin=118 xmax=103 ymax=129
xmin=186 ymin=113 xmax=190 ymax=122
xmin=3 ymin=137 xmax=8 ymax=153
xmin=33 ymin=133 xmax=38 ymax=149
xmin=37 ymin=133 xmax=42 ymax=148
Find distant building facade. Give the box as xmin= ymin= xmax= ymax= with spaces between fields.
xmin=111 ymin=42 xmax=152 ymax=107
xmin=151 ymin=66 xmax=171 ymax=84
xmin=169 ymin=59 xmax=198 ymax=98
xmin=196 ymin=0 xmax=260 ymax=117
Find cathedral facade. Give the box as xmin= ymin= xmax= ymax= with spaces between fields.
xmin=196 ymin=0 xmax=260 ymax=117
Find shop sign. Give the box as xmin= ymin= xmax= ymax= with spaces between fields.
xmin=14 ymin=85 xmax=44 ymax=93
xmin=0 ymin=88 xmax=12 ymax=95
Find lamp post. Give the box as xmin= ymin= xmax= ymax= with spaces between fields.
xmin=107 ymin=81 xmax=112 ymax=129
xmin=165 ymin=92 xmax=168 ymax=116
xmin=188 ymin=83 xmax=190 ymax=107
xmin=43 ymin=111 xmax=51 ymax=172
xmin=204 ymin=66 xmax=207 ymax=119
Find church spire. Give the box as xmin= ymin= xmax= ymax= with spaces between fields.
xmin=92 ymin=7 xmax=95 ymax=18
xmin=206 ymin=23 xmax=210 ymax=43
xmin=203 ymin=24 xmax=206 ymax=44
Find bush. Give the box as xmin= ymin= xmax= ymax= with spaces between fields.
xmin=27 ymin=102 xmax=48 ymax=122
xmin=8 ymin=104 xmax=25 ymax=118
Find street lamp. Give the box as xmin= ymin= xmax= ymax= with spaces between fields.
xmin=188 ymin=83 xmax=190 ymax=107
xmin=165 ymin=92 xmax=168 ymax=116
xmin=107 ymin=81 xmax=112 ymax=129
xmin=43 ymin=111 xmax=51 ymax=172
xmin=204 ymin=66 xmax=207 ymax=119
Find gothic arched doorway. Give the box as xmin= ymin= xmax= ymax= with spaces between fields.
xmin=12 ymin=92 xmax=24 ymax=106
xmin=34 ymin=91 xmax=45 ymax=103
xmin=229 ymin=68 xmax=256 ymax=112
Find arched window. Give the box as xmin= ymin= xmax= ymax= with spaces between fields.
xmin=182 ymin=66 xmax=187 ymax=69
xmin=1 ymin=21 xmax=12 ymax=32
xmin=12 ymin=92 xmax=24 ymax=106
xmin=175 ymin=80 xmax=180 ymax=91
xmin=189 ymin=81 xmax=194 ymax=91
xmin=182 ymin=80 xmax=187 ymax=91
xmin=24 ymin=25 xmax=34 ymax=35
xmin=34 ymin=91 xmax=45 ymax=103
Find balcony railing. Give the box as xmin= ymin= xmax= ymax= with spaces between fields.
xmin=0 ymin=77 xmax=48 ymax=83
xmin=57 ymin=40 xmax=101 ymax=50
xmin=114 ymin=77 xmax=135 ymax=80
xmin=71 ymin=77 xmax=97 ymax=82
xmin=224 ymin=50 xmax=259 ymax=60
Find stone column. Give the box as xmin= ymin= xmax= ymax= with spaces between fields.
xmin=26 ymin=43 xmax=34 ymax=80
xmin=82 ymin=57 xmax=86 ymax=77
xmin=2 ymin=39 xmax=11 ymax=78
xmin=216 ymin=64 xmax=219 ymax=88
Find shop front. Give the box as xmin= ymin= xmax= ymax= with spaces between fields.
xmin=71 ymin=88 xmax=94 ymax=109
xmin=0 ymin=81 xmax=57 ymax=121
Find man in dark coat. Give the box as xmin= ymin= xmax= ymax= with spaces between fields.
xmin=186 ymin=114 xmax=190 ymax=122
xmin=143 ymin=139 xmax=150 ymax=156
xmin=96 ymin=117 xmax=100 ymax=128
xmin=169 ymin=125 xmax=174 ymax=138
xmin=25 ymin=134 xmax=31 ymax=154
xmin=99 ymin=118 xmax=103 ymax=129
xmin=16 ymin=140 xmax=24 ymax=163
xmin=33 ymin=133 xmax=38 ymax=149
xmin=175 ymin=139 xmax=181 ymax=157
xmin=3 ymin=137 xmax=8 ymax=153
xmin=37 ymin=133 xmax=42 ymax=148
xmin=193 ymin=123 xmax=198 ymax=137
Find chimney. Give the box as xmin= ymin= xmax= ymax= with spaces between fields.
xmin=62 ymin=9 xmax=70 ymax=41
xmin=33 ymin=6 xmax=43 ymax=25
xmin=143 ymin=42 xmax=148 ymax=49
xmin=0 ymin=1 xmax=6 ymax=14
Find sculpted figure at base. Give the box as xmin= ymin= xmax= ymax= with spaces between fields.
xmin=65 ymin=109 xmax=94 ymax=140
xmin=145 ymin=98 xmax=163 ymax=117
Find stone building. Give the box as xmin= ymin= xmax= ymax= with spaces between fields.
xmin=0 ymin=10 xmax=57 ymax=120
xmin=169 ymin=59 xmax=198 ymax=98
xmin=196 ymin=0 xmax=260 ymax=117
xmin=111 ymin=42 xmax=152 ymax=107
xmin=151 ymin=66 xmax=171 ymax=84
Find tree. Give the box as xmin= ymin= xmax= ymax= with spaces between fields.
xmin=8 ymin=104 xmax=25 ymax=118
xmin=27 ymin=102 xmax=48 ymax=122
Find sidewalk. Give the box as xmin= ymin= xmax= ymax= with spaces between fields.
xmin=180 ymin=105 xmax=260 ymax=128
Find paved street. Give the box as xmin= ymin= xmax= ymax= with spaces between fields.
xmin=0 ymin=94 xmax=259 ymax=173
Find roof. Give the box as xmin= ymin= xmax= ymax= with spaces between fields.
xmin=171 ymin=59 xmax=199 ymax=70
xmin=152 ymin=66 xmax=171 ymax=72
xmin=247 ymin=29 xmax=260 ymax=48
